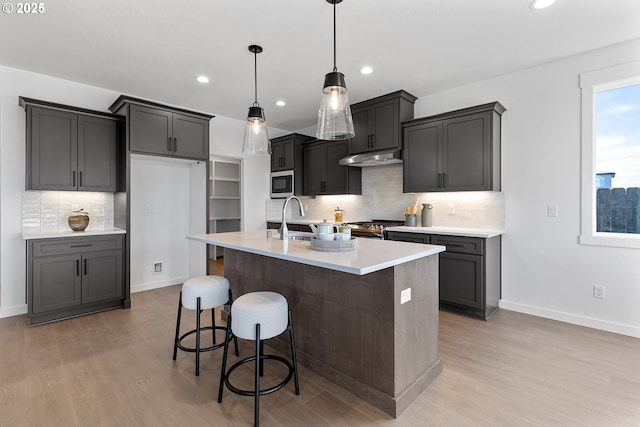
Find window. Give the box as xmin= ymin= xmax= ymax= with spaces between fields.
xmin=580 ymin=60 xmax=640 ymax=248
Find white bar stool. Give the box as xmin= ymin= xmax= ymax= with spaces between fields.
xmin=217 ymin=291 xmax=300 ymax=427
xmin=172 ymin=275 xmax=238 ymax=376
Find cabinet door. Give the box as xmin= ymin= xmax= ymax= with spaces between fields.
xmin=77 ymin=116 xmax=117 ymax=191
xmin=32 ymin=254 xmax=82 ymax=313
xmin=403 ymin=121 xmax=442 ymax=193
xmin=130 ymin=105 xmax=173 ymax=156
xmin=28 ymin=107 xmax=78 ymax=190
xmin=443 ymin=112 xmax=491 ymax=191
xmin=81 ymin=250 xmax=124 ymax=304
xmin=348 ymin=107 xmax=371 ymax=154
xmin=303 ymin=143 xmax=325 ymax=196
xmin=271 ymin=140 xmax=285 ymax=171
xmin=370 ymin=99 xmax=398 ymax=151
xmin=172 ymin=113 xmax=208 ymax=160
xmin=324 ymin=141 xmax=349 ymax=194
xmin=438 ymin=252 xmax=484 ymax=310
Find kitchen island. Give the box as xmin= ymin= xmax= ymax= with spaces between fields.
xmin=187 ymin=230 xmax=445 ymax=417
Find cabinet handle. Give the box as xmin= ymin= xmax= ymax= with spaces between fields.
xmin=72 ymin=171 xmax=76 ymax=187
xmin=79 ymin=171 xmax=83 ymax=187
xmin=167 ymin=137 xmax=172 ymax=152
xmin=443 ymin=172 xmax=447 ymax=187
xmin=83 ymin=259 xmax=87 ymax=275
xmin=437 ymin=173 xmax=442 ymax=188
xmin=370 ymin=134 xmax=375 ymax=148
xmin=70 ymin=244 xmax=92 ymax=248
xmin=173 ymin=137 xmax=177 ymax=152
xmin=76 ymin=259 xmax=80 ymax=277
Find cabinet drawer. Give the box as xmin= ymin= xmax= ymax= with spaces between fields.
xmin=32 ymin=235 xmax=124 ymax=257
xmin=430 ymin=235 xmax=483 ymax=255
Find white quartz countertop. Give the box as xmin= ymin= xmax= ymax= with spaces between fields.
xmin=22 ymin=228 xmax=127 ymax=240
xmin=187 ymin=230 xmax=445 ymax=275
xmin=385 ymin=226 xmax=504 ymax=238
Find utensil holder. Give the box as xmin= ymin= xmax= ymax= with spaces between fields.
xmin=404 ymin=214 xmax=417 ymax=227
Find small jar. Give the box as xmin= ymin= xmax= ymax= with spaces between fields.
xmin=405 ymin=214 xmax=417 ymax=227
xmin=68 ymin=209 xmax=90 ymax=231
xmin=334 ymin=207 xmax=343 ymax=223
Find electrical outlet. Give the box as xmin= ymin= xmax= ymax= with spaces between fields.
xmin=145 ymin=204 xmax=153 ymax=214
xmin=593 ymin=285 xmax=606 ymax=299
xmin=448 ymin=203 xmax=456 ymax=215
xmin=153 ymin=262 xmax=163 ymax=274
xmin=401 ymin=288 xmax=412 ymax=304
xmin=547 ymin=204 xmax=559 ymax=217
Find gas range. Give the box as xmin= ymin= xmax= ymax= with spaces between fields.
xmin=345 ymin=220 xmax=405 ymax=239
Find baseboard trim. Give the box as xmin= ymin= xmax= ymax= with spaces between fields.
xmin=131 ymin=277 xmax=186 ymax=294
xmin=499 ymin=299 xmax=640 ymax=338
xmin=0 ymin=304 xmax=28 ymax=319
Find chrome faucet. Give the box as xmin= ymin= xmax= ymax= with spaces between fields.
xmin=280 ymin=195 xmax=305 ymax=240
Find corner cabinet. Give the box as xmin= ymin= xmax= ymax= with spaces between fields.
xmin=403 ymin=102 xmax=505 ymax=193
xmin=385 ymin=231 xmax=501 ymax=320
xmin=348 ymin=90 xmax=417 ymax=155
xmin=20 ymin=97 xmax=121 ymax=192
xmin=27 ymin=234 xmax=125 ymax=326
xmin=109 ymin=95 xmax=214 ymax=161
xmin=303 ymin=140 xmax=361 ymax=196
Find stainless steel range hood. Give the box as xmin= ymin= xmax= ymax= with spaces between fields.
xmin=338 ymin=149 xmax=402 ymax=167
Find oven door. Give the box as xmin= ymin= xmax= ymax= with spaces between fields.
xmin=271 ymin=171 xmax=294 ymax=198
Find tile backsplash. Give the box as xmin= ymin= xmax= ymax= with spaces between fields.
xmin=266 ymin=164 xmax=504 ymax=229
xmin=22 ymin=191 xmax=115 ymax=231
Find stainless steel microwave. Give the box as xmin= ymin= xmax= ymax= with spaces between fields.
xmin=270 ymin=170 xmax=294 ymax=198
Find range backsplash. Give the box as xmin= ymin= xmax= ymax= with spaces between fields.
xmin=266 ymin=164 xmax=504 ymax=229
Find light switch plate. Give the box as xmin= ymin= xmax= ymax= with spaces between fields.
xmin=547 ymin=204 xmax=559 ymax=217
xmin=401 ymin=288 xmax=411 ymax=304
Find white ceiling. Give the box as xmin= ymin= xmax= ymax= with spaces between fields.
xmin=1 ymin=0 xmax=639 ymax=131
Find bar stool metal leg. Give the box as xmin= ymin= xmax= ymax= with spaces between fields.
xmin=254 ymin=323 xmax=261 ymax=427
xmin=172 ymin=291 xmax=183 ymax=361
xmin=288 ymin=311 xmax=300 ymax=395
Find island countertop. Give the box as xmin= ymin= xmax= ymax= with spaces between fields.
xmin=187 ymin=230 xmax=445 ymax=275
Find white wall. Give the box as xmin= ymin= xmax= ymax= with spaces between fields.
xmin=414 ymin=39 xmax=640 ymax=337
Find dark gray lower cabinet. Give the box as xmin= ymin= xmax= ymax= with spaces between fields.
xmin=385 ymin=231 xmax=501 ymax=320
xmin=266 ymin=222 xmax=311 ymax=232
xmin=28 ymin=234 xmax=125 ymax=325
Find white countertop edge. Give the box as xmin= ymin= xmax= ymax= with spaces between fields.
xmin=22 ymin=228 xmax=127 ymax=240
xmin=187 ymin=233 xmax=444 ymax=275
xmin=385 ymin=226 xmax=505 ymax=238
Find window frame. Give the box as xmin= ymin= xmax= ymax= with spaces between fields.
xmin=580 ymin=60 xmax=640 ymax=249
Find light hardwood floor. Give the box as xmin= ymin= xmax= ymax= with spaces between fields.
xmin=2 ymin=262 xmax=639 ymax=426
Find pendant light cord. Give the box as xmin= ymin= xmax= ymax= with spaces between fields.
xmin=254 ymin=50 xmax=259 ymax=106
xmin=333 ymin=0 xmax=337 ymax=72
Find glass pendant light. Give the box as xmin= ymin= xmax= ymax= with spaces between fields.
xmin=316 ymin=0 xmax=355 ymax=141
xmin=242 ymin=45 xmax=271 ymax=155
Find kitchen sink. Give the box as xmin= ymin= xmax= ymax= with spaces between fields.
xmin=288 ymin=234 xmax=312 ymax=241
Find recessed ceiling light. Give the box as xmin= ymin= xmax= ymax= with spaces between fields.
xmin=276 ymin=100 xmax=286 ymax=107
xmin=196 ymin=75 xmax=210 ymax=83
xmin=360 ymin=66 xmax=374 ymax=75
xmin=530 ymin=0 xmax=556 ymax=10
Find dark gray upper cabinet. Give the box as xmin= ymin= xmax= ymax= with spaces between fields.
xmin=270 ymin=133 xmax=314 ymax=172
xmin=348 ymin=90 xmax=417 ymax=155
xmin=109 ymin=95 xmax=214 ymax=161
xmin=129 ymin=104 xmax=209 ymax=160
xmin=403 ymin=102 xmax=505 ymax=193
xmin=303 ymin=140 xmax=361 ymax=196
xmin=21 ymin=98 xmax=120 ymax=192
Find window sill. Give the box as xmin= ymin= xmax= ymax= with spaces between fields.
xmin=579 ymin=233 xmax=640 ymax=249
